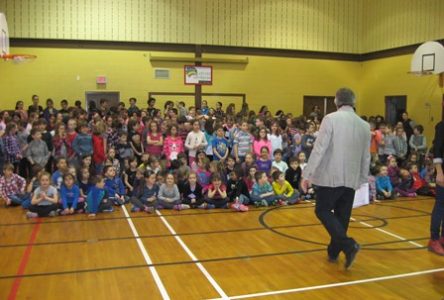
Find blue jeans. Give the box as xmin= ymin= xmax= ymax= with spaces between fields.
xmin=281 ymin=193 xmax=300 ymax=204
xmin=8 ymin=194 xmax=30 ymax=208
xmin=250 ymin=194 xmax=280 ymax=205
xmin=430 ymin=185 xmax=444 ymax=240
xmin=238 ymin=194 xmax=250 ymax=205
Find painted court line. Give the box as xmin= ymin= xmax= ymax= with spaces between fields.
xmin=207 ymin=267 xmax=444 ymax=299
xmin=122 ymin=206 xmax=170 ymax=300
xmin=156 ymin=210 xmax=229 ymax=299
xmin=350 ymin=217 xmax=423 ymax=248
xmin=7 ymin=218 xmax=42 ymax=300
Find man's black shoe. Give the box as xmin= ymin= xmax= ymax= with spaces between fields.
xmin=328 ymin=255 xmax=338 ymax=263
xmin=344 ymin=243 xmax=360 ymax=270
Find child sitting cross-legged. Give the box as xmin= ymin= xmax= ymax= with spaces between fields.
xmin=272 ymin=171 xmax=300 ymax=205
xmin=375 ymin=165 xmax=396 ymax=200
xmin=251 ymin=171 xmax=279 ymax=207
xmin=26 ymin=172 xmax=59 ymax=218
xmin=60 ymin=173 xmax=84 ymax=215
xmin=202 ymin=173 xmax=229 ymax=209
xmin=226 ymin=170 xmax=249 ymax=212
xmin=157 ymin=173 xmax=190 ymax=210
xmin=0 ymin=163 xmax=28 ymax=207
xmin=410 ymin=163 xmax=435 ymax=196
xmin=129 ymin=170 xmax=157 ymax=213
xmin=394 ymin=168 xmax=417 ymax=197
xmin=180 ymin=171 xmax=204 ymax=209
xmin=86 ymin=175 xmax=113 ymax=217
xmin=103 ymin=165 xmax=127 ymax=206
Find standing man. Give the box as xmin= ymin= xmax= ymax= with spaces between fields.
xmin=429 ymin=120 xmax=444 ymax=255
xmin=302 ymin=88 xmax=370 ymax=270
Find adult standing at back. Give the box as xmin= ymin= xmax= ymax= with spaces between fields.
xmin=302 ymin=88 xmax=370 ymax=270
xmin=429 ymin=120 xmax=444 ymax=255
xmin=401 ymin=112 xmax=415 ymax=150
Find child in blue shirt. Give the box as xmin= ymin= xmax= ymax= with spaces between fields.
xmin=52 ymin=157 xmax=68 ymax=190
xmin=212 ymin=126 xmax=229 ymax=161
xmin=129 ymin=170 xmax=157 ymax=213
xmin=86 ymin=175 xmax=113 ymax=217
xmin=72 ymin=122 xmax=93 ymax=159
xmin=103 ymin=165 xmax=126 ymax=206
xmin=376 ymin=165 xmax=396 ymax=200
xmin=251 ymin=171 xmax=279 ymax=207
xmin=60 ymin=173 xmax=83 ymax=215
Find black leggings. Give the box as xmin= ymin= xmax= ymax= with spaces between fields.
xmin=29 ymin=204 xmax=58 ymax=217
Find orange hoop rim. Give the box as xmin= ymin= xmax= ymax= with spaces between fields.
xmin=1 ymin=53 xmax=37 ymax=61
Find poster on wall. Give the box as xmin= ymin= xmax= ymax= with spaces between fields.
xmin=184 ymin=65 xmax=213 ymax=85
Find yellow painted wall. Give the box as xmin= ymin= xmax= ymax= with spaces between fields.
xmin=0 ymin=47 xmax=361 ymax=116
xmin=361 ymin=54 xmax=444 ymax=143
xmin=1 ymin=47 xmax=443 ymax=143
xmin=362 ymin=0 xmax=444 ymax=53
xmin=0 ymin=0 xmax=363 ymax=53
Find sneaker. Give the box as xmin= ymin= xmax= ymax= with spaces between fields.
xmin=112 ymin=198 xmax=124 ymax=206
xmin=261 ymin=200 xmax=268 ymax=207
xmin=439 ymin=237 xmax=444 ymax=247
xmin=102 ymin=207 xmax=114 ymax=213
xmin=254 ymin=201 xmax=262 ymax=208
xmin=407 ymin=192 xmax=417 ymax=197
xmin=231 ymin=201 xmax=241 ymax=211
xmin=238 ymin=203 xmax=249 ymax=212
xmin=131 ymin=207 xmax=141 ymax=213
xmin=207 ymin=204 xmax=216 ymax=209
xmin=26 ymin=211 xmax=38 ymax=219
xmin=277 ymin=200 xmax=288 ymax=206
xmin=198 ymin=203 xmax=207 ymax=209
xmin=144 ymin=206 xmax=155 ymax=213
xmin=428 ymin=240 xmax=444 ymax=256
xmin=48 ymin=210 xmax=58 ymax=217
xmin=174 ymin=204 xmax=191 ymax=211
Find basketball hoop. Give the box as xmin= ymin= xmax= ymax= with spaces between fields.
xmin=1 ymin=53 xmax=37 ymax=64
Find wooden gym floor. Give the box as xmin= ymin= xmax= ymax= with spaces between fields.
xmin=0 ymin=197 xmax=443 ymax=300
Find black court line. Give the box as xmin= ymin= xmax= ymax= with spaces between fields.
xmin=259 ymin=203 xmax=432 ymax=246
xmin=0 ymin=236 xmax=429 ymax=280
xmin=0 ymin=212 xmax=430 ymax=249
xmin=0 ymin=197 xmax=434 ymax=227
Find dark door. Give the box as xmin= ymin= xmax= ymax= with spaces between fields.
xmin=85 ymin=92 xmax=120 ymax=112
xmin=385 ymin=95 xmax=407 ymax=125
xmin=303 ymin=96 xmax=335 ymax=120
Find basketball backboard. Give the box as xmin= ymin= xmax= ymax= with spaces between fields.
xmin=410 ymin=41 xmax=444 ymax=75
xmin=0 ymin=12 xmax=9 ymax=57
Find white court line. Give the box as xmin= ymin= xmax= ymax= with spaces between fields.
xmin=207 ymin=267 xmax=444 ymax=299
xmin=155 ymin=210 xmax=229 ymax=299
xmin=122 ymin=206 xmax=170 ymax=300
xmin=350 ymin=217 xmax=423 ymax=248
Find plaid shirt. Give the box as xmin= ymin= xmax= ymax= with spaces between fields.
xmin=0 ymin=174 xmax=26 ymax=200
xmin=3 ymin=135 xmax=21 ymax=163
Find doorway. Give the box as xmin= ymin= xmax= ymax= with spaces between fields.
xmin=385 ymin=95 xmax=407 ymax=125
xmin=303 ymin=96 xmax=335 ymax=120
xmin=85 ymin=91 xmax=120 ymax=112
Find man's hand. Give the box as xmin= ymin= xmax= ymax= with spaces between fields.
xmin=301 ymin=178 xmax=310 ymax=194
xmin=436 ymin=172 xmax=444 ymax=187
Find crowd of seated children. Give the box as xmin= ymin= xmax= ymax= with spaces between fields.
xmin=0 ymin=98 xmax=435 ymax=219
xmin=368 ymin=115 xmax=434 ymax=201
